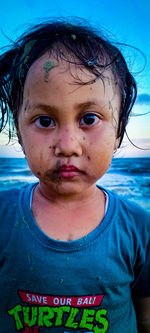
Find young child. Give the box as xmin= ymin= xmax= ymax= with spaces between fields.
xmin=0 ymin=18 xmax=150 ymax=333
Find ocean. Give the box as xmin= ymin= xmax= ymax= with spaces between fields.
xmin=0 ymin=157 xmax=150 ymax=212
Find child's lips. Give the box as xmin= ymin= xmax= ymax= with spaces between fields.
xmin=59 ymin=165 xmax=80 ymax=171
xmin=56 ymin=164 xmax=83 ymax=178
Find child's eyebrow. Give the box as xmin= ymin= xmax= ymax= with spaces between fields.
xmin=31 ymin=100 xmax=102 ymax=113
xmin=74 ymin=100 xmax=101 ymax=110
xmin=31 ymin=104 xmax=59 ymax=113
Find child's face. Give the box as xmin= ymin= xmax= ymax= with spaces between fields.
xmin=18 ymin=52 xmax=120 ymax=197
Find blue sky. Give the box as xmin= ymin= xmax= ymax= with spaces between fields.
xmin=0 ymin=0 xmax=150 ymax=157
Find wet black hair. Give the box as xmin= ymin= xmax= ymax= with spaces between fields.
xmin=0 ymin=18 xmax=137 ymax=146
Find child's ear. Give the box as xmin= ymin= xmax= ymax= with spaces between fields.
xmin=15 ymin=121 xmax=25 ymax=154
xmin=114 ymin=137 xmax=120 ymax=152
xmin=15 ymin=121 xmax=21 ymax=145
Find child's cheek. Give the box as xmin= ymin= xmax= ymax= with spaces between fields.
xmin=29 ymin=149 xmax=51 ymax=180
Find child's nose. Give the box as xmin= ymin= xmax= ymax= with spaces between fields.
xmin=54 ymin=128 xmax=82 ymax=157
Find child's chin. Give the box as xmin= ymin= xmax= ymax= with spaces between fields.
xmin=52 ymin=182 xmax=86 ymax=197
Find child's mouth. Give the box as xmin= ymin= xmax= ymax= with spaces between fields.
xmin=56 ymin=164 xmax=82 ymax=179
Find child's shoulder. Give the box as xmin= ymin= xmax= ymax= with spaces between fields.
xmin=0 ymin=183 xmax=35 ymax=211
xmin=0 ymin=183 xmax=36 ymax=234
xmin=0 ymin=186 xmax=23 ymax=206
xmin=103 ymin=189 xmax=150 ymax=253
xmin=117 ymin=193 xmax=149 ymax=219
xmin=101 ymin=186 xmax=150 ymax=227
xmin=100 ymin=186 xmax=149 ymax=214
xmin=0 ymin=186 xmax=21 ymax=198
xmin=107 ymin=188 xmax=150 ymax=233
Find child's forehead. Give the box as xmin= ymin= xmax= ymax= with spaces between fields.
xmin=26 ymin=52 xmax=93 ymax=80
xmin=22 ymin=53 xmax=121 ymax=118
xmin=25 ymin=51 xmax=116 ymax=89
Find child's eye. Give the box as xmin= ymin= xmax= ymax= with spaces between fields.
xmin=80 ymin=113 xmax=100 ymax=126
xmin=35 ymin=116 xmax=55 ymax=128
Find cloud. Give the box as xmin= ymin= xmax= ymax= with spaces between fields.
xmin=136 ymin=94 xmax=150 ymax=105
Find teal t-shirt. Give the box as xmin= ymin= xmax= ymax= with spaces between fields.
xmin=0 ymin=183 xmax=150 ymax=333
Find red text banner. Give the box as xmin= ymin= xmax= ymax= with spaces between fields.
xmin=19 ymin=291 xmax=104 ymax=307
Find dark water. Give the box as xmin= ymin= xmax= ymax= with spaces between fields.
xmin=0 ymin=157 xmax=150 ymax=212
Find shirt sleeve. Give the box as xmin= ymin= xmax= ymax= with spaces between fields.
xmin=131 ymin=208 xmax=150 ymax=297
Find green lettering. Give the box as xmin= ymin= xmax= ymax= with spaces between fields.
xmin=8 ymin=305 xmax=23 ymax=330
xmin=65 ymin=307 xmax=79 ymax=329
xmin=38 ymin=307 xmax=54 ymax=327
xmin=94 ymin=309 xmax=109 ymax=333
xmin=53 ymin=306 xmax=70 ymax=326
xmin=79 ymin=309 xmax=95 ymax=330
xmin=23 ymin=307 xmax=37 ymax=327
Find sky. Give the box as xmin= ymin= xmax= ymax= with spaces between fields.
xmin=0 ymin=0 xmax=150 ymax=157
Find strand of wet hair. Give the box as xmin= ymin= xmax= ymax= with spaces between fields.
xmin=125 ymin=130 xmax=150 ymax=150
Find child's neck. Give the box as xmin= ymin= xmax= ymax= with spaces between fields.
xmin=35 ymin=182 xmax=102 ymax=208
xmin=31 ymin=183 xmax=106 ymax=241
